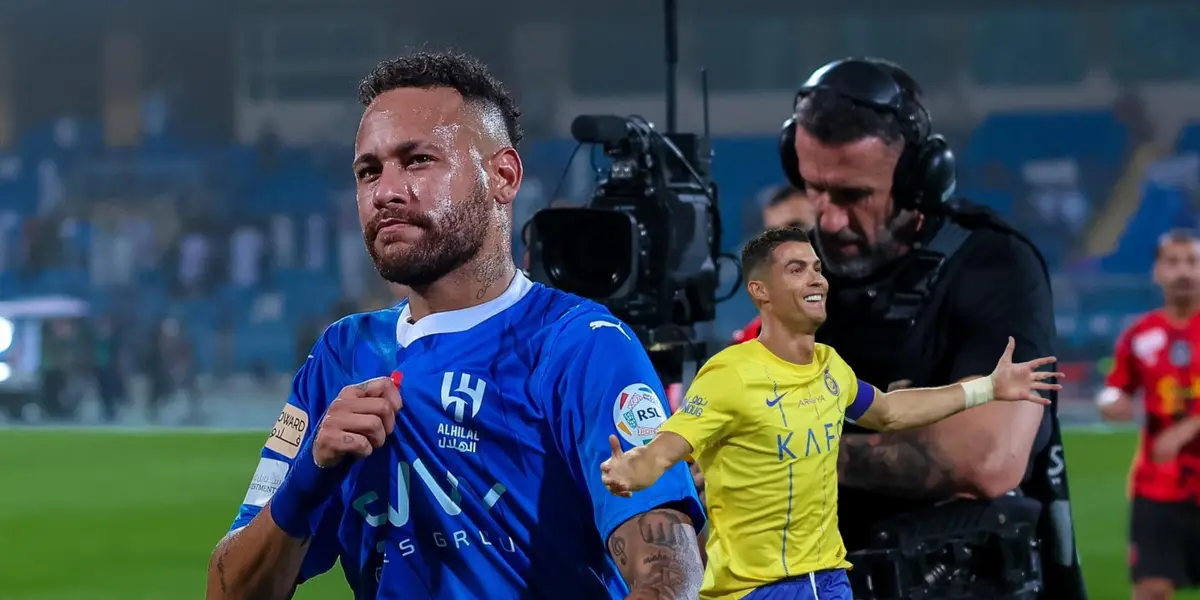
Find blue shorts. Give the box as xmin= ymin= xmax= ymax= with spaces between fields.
xmin=742 ymin=569 xmax=851 ymax=600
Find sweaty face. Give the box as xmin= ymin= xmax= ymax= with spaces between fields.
xmin=755 ymin=241 xmax=829 ymax=332
xmin=792 ymin=128 xmax=908 ymax=279
xmin=763 ymin=194 xmax=817 ymax=231
xmin=1154 ymin=240 xmax=1200 ymax=300
xmin=354 ymin=87 xmax=492 ymax=287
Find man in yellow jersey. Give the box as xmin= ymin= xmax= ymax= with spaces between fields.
xmin=599 ymin=227 xmax=1062 ymax=600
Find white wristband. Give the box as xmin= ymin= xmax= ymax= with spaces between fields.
xmin=962 ymin=376 xmax=994 ymax=409
xmin=1096 ymin=387 xmax=1123 ymax=407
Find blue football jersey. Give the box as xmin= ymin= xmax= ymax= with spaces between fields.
xmin=228 ymin=274 xmax=706 ymax=599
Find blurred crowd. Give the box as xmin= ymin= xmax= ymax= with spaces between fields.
xmin=3 ymin=1 xmax=1200 ymax=426
xmin=0 ymin=129 xmax=413 ymax=423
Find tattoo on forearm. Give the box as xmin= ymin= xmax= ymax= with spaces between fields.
xmin=839 ymin=431 xmax=959 ymax=499
xmin=215 ymin=542 xmax=230 ymax=592
xmin=608 ymin=508 xmax=703 ymax=600
xmin=636 ymin=551 xmax=688 ymax=597
xmin=638 ymin=510 xmax=687 ymax=548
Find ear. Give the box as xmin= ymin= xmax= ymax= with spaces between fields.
xmin=489 ymin=147 xmax=523 ymax=206
xmin=746 ymin=279 xmax=769 ymax=305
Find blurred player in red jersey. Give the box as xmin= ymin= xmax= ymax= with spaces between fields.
xmin=1099 ymin=229 xmax=1200 ymax=600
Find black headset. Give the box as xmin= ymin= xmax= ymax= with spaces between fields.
xmin=778 ymin=58 xmax=957 ymax=213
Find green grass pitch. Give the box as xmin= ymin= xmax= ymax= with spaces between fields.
xmin=0 ymin=428 xmax=1192 ymax=600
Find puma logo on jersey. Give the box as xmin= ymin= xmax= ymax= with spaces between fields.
xmin=590 ymin=320 xmax=631 ymax=341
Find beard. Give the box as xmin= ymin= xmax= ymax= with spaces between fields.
xmin=1167 ymin=277 xmax=1199 ymax=295
xmin=813 ymin=210 xmax=917 ymax=280
xmin=363 ymin=178 xmax=490 ymax=287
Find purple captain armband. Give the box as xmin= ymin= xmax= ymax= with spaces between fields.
xmin=845 ymin=380 xmax=876 ymax=423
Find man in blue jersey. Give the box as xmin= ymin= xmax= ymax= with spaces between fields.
xmin=204 ymin=51 xmax=706 ymax=600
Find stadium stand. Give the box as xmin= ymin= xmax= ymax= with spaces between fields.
xmin=8 ymin=4 xmax=1200 ymax=599
xmin=0 ymin=2 xmax=1197 ymax=388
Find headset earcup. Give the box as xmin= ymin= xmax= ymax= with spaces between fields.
xmin=778 ymin=117 xmax=806 ymax=190
xmin=917 ymin=135 xmax=957 ymax=209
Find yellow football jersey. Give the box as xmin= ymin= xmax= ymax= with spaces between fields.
xmin=658 ymin=339 xmax=876 ymax=600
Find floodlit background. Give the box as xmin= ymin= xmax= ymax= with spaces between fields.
xmin=1 ymin=0 xmax=1198 ymax=598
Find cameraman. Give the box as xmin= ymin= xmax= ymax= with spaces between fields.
xmin=777 ymin=58 xmax=1087 ymax=599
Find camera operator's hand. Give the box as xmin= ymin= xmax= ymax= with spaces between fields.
xmin=314 ymin=376 xmax=404 ymax=467
xmin=989 ymin=337 xmax=1062 ymax=405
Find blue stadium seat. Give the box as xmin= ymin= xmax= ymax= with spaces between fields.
xmin=1176 ymin=122 xmax=1200 ymax=155
xmin=249 ymin=164 xmax=336 ymax=217
xmin=233 ymin=321 xmax=296 ymax=373
xmin=1102 ymin=183 xmax=1188 ymax=274
xmin=16 ymin=119 xmax=104 ymax=162
xmin=0 ymin=155 xmax=40 ymax=215
xmin=963 ymin=110 xmax=1128 ymax=167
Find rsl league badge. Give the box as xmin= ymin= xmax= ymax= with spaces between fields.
xmin=823 ymin=368 xmax=840 ymax=396
xmin=1170 ymin=339 xmax=1192 ymax=368
xmin=613 ymin=383 xmax=667 ymax=446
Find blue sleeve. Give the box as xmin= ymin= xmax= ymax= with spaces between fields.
xmin=540 ymin=309 xmax=706 ymax=544
xmin=845 ymin=380 xmax=876 ymax=423
xmin=227 ymin=326 xmax=350 ymax=583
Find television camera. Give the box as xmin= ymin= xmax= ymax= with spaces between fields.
xmin=524 ymin=1 xmax=727 ymax=386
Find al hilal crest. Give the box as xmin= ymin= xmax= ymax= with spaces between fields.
xmin=613 ymin=383 xmax=667 ymax=447
xmin=824 ymin=368 xmax=840 ymax=396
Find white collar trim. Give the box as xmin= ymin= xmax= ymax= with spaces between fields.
xmin=395 ymin=272 xmax=532 ymax=347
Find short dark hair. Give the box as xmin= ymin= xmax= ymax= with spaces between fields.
xmin=358 ymin=51 xmax=524 ymax=147
xmin=1156 ymin=228 xmax=1200 ymax=260
xmin=794 ymin=58 xmax=921 ymax=147
xmin=742 ymin=227 xmax=812 ymax=277
xmin=760 ymin=184 xmax=804 ymax=208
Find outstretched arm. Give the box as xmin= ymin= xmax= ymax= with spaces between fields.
xmin=608 ymin=505 xmax=705 ymax=600
xmin=839 ymin=240 xmax=1057 ymax=499
xmin=840 ymin=382 xmax=1055 ymax=498
xmin=602 ymin=433 xmax=694 ymax=497
xmin=853 ymin=337 xmax=1057 ymax=432
xmin=851 ymin=380 xmax=972 ymax=431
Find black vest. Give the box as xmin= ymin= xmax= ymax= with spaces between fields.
xmin=815 ymin=201 xmax=1087 ymax=599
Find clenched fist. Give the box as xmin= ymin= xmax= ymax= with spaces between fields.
xmin=313 ymin=376 xmax=403 ymax=468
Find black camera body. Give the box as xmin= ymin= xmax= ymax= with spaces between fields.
xmin=847 ymin=497 xmax=1044 ymax=600
xmin=526 ymin=115 xmax=722 ymax=383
